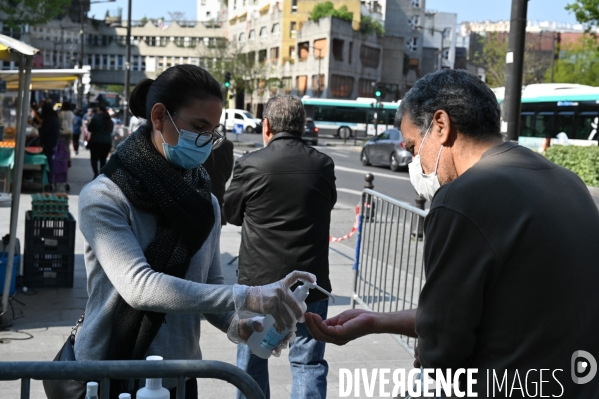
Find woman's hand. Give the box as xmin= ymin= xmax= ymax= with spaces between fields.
xmin=244 ymin=271 xmax=316 ymax=332
xmin=305 ymin=309 xmax=377 ymax=346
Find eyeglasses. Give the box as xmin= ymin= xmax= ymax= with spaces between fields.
xmin=171 ymin=111 xmax=226 ymax=149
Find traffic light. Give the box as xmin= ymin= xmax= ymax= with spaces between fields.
xmin=224 ymin=71 xmax=231 ymax=88
xmin=375 ymin=83 xmax=383 ymax=101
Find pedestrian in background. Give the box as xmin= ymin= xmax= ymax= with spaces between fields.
xmin=76 ymin=65 xmax=310 ymax=398
xmin=82 ymin=107 xmax=94 ymax=147
xmin=87 ymin=105 xmax=113 ymax=178
xmin=72 ymin=110 xmax=83 ymax=155
xmin=203 ymin=138 xmax=234 ymax=225
xmin=224 ymin=95 xmax=337 ymax=399
xmin=39 ymin=101 xmax=60 ymax=171
xmin=58 ymin=101 xmax=75 ymax=163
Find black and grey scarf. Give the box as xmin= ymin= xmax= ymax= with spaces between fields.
xmin=101 ymin=127 xmax=215 ymax=362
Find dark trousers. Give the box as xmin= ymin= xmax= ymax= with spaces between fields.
xmin=169 ymin=378 xmax=197 ymax=399
xmin=72 ymin=134 xmax=80 ymax=152
xmin=88 ymin=142 xmax=111 ymax=178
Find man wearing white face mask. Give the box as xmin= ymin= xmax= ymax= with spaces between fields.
xmin=305 ymin=69 xmax=599 ymax=398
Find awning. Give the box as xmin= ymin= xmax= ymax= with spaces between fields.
xmin=0 ymin=35 xmax=38 ymax=62
xmin=0 ymin=69 xmax=86 ymax=91
xmin=259 ymin=4 xmax=270 ymax=13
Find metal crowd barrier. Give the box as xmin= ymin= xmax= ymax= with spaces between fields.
xmin=351 ymin=188 xmax=429 ymax=355
xmin=0 ymin=359 xmax=265 ymax=399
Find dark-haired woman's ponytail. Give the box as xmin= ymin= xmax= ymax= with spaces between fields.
xmin=129 ymin=79 xmax=154 ymax=119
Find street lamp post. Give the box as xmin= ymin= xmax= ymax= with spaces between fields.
xmin=416 ymin=25 xmax=451 ymax=71
xmin=123 ymin=0 xmax=132 ymax=128
xmin=311 ymin=46 xmax=323 ymax=97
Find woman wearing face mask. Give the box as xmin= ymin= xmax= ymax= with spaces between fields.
xmin=73 ymin=65 xmax=312 ymax=399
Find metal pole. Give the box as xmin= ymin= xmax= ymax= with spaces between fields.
xmin=318 ymin=48 xmax=322 ymax=98
xmin=438 ymin=32 xmax=444 ymax=71
xmin=503 ymin=0 xmax=529 ymax=142
xmin=123 ymin=0 xmax=132 ymax=127
xmin=77 ymin=0 xmax=85 ymax=110
xmin=550 ymin=32 xmax=556 ymax=83
xmin=1 ymin=55 xmax=33 ymax=324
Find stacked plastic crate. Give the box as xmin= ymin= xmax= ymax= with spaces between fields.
xmin=24 ymin=193 xmax=76 ymax=287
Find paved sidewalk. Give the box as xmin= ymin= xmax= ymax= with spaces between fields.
xmin=0 ymin=147 xmax=414 ymax=399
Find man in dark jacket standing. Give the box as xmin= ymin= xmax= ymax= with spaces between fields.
xmin=224 ymin=95 xmax=336 ymax=399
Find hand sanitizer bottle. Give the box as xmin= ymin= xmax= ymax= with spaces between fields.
xmin=136 ymin=356 xmax=170 ymax=399
xmin=246 ymin=279 xmax=335 ymax=359
xmin=86 ymin=382 xmax=98 ymax=399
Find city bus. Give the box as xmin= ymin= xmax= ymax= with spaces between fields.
xmin=301 ymin=98 xmax=400 ymax=138
xmin=495 ymin=84 xmax=599 ymax=152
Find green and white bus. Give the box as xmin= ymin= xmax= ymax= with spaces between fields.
xmin=301 ymin=98 xmax=400 ymax=138
xmin=495 ymin=84 xmax=599 ymax=152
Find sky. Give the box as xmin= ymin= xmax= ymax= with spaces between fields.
xmin=90 ymin=0 xmax=580 ymax=25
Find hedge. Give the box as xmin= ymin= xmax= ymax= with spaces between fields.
xmin=545 ymin=145 xmax=599 ymax=187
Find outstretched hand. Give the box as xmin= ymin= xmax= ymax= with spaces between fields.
xmin=305 ymin=309 xmax=377 ymax=346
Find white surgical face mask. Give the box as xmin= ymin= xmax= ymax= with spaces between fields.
xmin=408 ymin=120 xmax=443 ymax=202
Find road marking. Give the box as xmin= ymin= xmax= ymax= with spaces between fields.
xmin=334 ymin=165 xmax=411 ymax=181
xmin=337 ymin=188 xmax=363 ymax=196
xmin=330 ymin=152 xmax=349 ymax=158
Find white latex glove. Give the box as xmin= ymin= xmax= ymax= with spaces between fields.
xmin=227 ymin=314 xmax=265 ymax=344
xmin=271 ymin=331 xmax=297 ymax=358
xmin=244 ymin=271 xmax=316 ymax=332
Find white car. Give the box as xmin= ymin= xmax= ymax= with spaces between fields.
xmin=220 ymin=109 xmax=261 ymax=133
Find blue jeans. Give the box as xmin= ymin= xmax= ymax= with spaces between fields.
xmin=236 ymin=300 xmax=329 ymax=399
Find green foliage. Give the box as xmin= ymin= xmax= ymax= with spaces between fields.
xmin=360 ymin=15 xmax=385 ymax=37
xmin=566 ymin=0 xmax=599 ymax=35
xmin=544 ymin=35 xmax=599 ymax=85
xmin=139 ymin=16 xmax=149 ymax=26
xmin=0 ymin=0 xmax=72 ymax=29
xmin=545 ymin=145 xmax=599 ymax=187
xmin=310 ymin=2 xmax=353 ymax=23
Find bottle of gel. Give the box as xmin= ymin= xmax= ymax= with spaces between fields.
xmin=136 ymin=356 xmax=170 ymax=399
xmin=246 ymin=279 xmax=334 ymax=359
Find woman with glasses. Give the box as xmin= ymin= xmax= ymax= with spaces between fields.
xmin=74 ymin=65 xmax=312 ymax=398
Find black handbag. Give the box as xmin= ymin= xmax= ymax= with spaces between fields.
xmin=43 ymin=312 xmax=88 ymax=399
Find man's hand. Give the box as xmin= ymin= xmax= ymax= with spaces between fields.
xmin=305 ymin=309 xmax=377 ymax=346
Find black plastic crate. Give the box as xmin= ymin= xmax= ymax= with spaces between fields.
xmin=24 ymin=211 xmax=76 ymax=252
xmin=24 ymin=211 xmax=76 ymax=287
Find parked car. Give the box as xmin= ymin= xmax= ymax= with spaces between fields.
xmin=360 ymin=128 xmax=412 ymax=171
xmin=220 ymin=109 xmax=261 ymax=133
xmin=302 ymin=118 xmax=319 ymax=146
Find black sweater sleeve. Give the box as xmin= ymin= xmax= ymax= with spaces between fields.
xmin=416 ymin=206 xmax=500 ymax=370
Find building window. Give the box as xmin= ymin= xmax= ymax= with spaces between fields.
xmin=409 ymin=15 xmax=420 ymax=29
xmin=258 ymin=49 xmax=267 ymax=64
xmin=359 ymin=45 xmax=380 ymax=68
xmin=249 ymin=30 xmax=256 ymax=41
xmin=117 ymin=55 xmax=124 ymax=69
xmin=270 ymin=47 xmax=279 ymax=62
xmin=358 ymin=78 xmax=376 ymax=97
xmin=313 ymin=38 xmax=327 ymax=59
xmin=272 ymin=23 xmax=280 ymax=39
xmin=289 ymin=46 xmax=296 ymax=58
xmin=290 ymin=22 xmax=297 ymax=38
xmin=292 ymin=0 xmax=298 ymax=13
xmin=296 ymin=75 xmax=308 ymax=96
xmin=206 ymin=11 xmax=211 ymax=17
xmin=312 ymin=74 xmax=324 ymax=94
xmin=298 ymin=42 xmax=309 ymax=62
xmin=411 ymin=0 xmax=421 ymax=7
xmin=406 ymin=37 xmax=418 ymax=52
xmin=330 ymin=75 xmax=354 ymax=98
xmin=259 ymin=27 xmax=268 ymax=42
xmin=332 ymin=38 xmax=344 ymax=61
xmin=282 ymin=77 xmax=292 ymax=94
xmin=239 ymin=32 xmax=247 ymax=43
